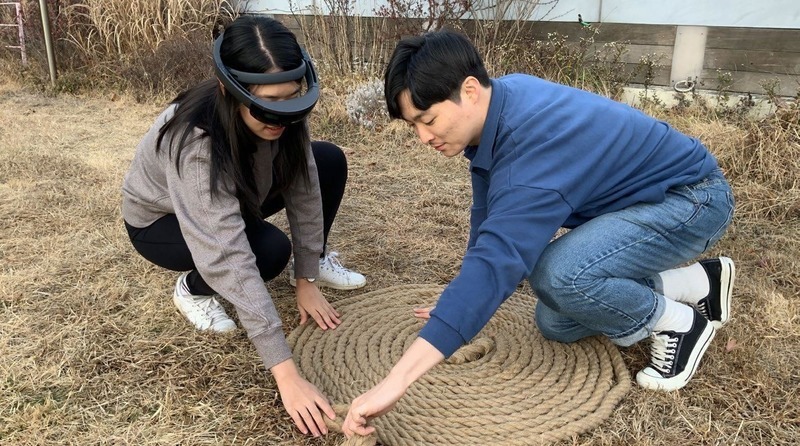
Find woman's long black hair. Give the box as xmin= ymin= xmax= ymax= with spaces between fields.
xmin=156 ymin=15 xmax=310 ymax=222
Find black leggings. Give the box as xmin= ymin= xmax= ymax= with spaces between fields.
xmin=125 ymin=141 xmax=347 ymax=295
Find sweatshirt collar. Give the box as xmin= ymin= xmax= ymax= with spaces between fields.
xmin=466 ymin=78 xmax=504 ymax=170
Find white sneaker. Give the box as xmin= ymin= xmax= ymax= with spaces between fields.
xmin=172 ymin=272 xmax=237 ymax=332
xmin=289 ymin=251 xmax=367 ymax=290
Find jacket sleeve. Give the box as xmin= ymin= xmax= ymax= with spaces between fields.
xmin=419 ymin=184 xmax=573 ymax=357
xmin=165 ymin=138 xmax=292 ymax=370
xmin=467 ymin=170 xmax=490 ymax=250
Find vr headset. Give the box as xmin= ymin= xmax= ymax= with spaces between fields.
xmin=212 ymin=31 xmax=320 ymax=127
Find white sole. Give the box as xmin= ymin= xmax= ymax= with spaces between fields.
xmin=289 ymin=277 xmax=366 ymax=290
xmin=714 ymin=256 xmax=735 ymax=329
xmin=636 ymin=323 xmax=716 ymax=391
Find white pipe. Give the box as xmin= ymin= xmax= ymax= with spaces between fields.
xmin=38 ymin=0 xmax=56 ymax=85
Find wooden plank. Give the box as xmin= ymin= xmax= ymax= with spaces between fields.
xmin=706 ymin=27 xmax=800 ymax=53
xmin=608 ymin=43 xmax=674 ymax=65
xmin=705 ymin=48 xmax=800 ymax=75
xmin=524 ymin=21 xmax=676 ymax=46
xmin=699 ymin=69 xmax=800 ymax=96
xmin=626 ymin=62 xmax=672 ymax=86
xmin=590 ymin=23 xmax=677 ymax=45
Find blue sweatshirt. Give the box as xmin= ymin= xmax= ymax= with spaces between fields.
xmin=419 ymin=74 xmax=719 ymax=357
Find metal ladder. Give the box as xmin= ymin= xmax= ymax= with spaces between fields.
xmin=1 ymin=2 xmax=26 ymax=65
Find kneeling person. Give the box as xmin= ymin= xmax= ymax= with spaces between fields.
xmin=343 ymin=30 xmax=736 ymax=437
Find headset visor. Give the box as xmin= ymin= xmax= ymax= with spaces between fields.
xmin=212 ymin=33 xmax=320 ymax=127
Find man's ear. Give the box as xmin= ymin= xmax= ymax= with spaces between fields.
xmin=461 ymin=76 xmax=481 ymax=103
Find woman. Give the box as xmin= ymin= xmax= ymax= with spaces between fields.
xmin=122 ymin=15 xmax=364 ymax=437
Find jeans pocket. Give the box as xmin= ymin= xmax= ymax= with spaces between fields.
xmin=673 ymin=185 xmax=711 ymax=229
xmin=703 ymin=188 xmax=735 ymax=252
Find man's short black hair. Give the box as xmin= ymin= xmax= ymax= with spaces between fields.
xmin=384 ymin=30 xmax=491 ymax=119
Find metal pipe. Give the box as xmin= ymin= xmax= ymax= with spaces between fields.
xmin=38 ymin=0 xmax=56 ymax=85
xmin=17 ymin=2 xmax=26 ymax=65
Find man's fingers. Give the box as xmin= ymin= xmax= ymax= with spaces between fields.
xmin=342 ymin=413 xmax=363 ymax=438
xmin=354 ymin=425 xmax=376 ymax=436
xmin=342 ymin=416 xmax=353 ymax=437
xmin=345 ymin=409 xmax=374 ymax=437
xmin=413 ymin=306 xmax=434 ymax=319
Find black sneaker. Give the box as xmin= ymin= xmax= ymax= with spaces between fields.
xmin=636 ymin=308 xmax=716 ymax=391
xmin=697 ymin=257 xmax=735 ymax=328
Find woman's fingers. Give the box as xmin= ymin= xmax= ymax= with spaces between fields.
xmin=301 ymin=406 xmax=327 ymax=437
xmin=289 ymin=410 xmax=310 ymax=436
xmin=299 ymin=307 xmax=309 ymax=325
xmin=316 ymin=395 xmax=336 ymax=420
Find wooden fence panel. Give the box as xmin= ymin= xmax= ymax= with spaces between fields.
xmin=272 ymin=13 xmax=800 ymax=96
xmin=702 ymin=27 xmax=800 ymax=95
xmin=705 ymin=48 xmax=800 ymax=75
xmin=706 ymin=27 xmax=800 ymax=52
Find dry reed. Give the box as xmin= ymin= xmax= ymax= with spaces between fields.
xmin=64 ymin=0 xmax=237 ymax=56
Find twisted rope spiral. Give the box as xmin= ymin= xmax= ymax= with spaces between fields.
xmin=287 ymin=285 xmax=631 ymax=445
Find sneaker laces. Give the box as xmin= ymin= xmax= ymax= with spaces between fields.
xmin=648 ymin=332 xmax=678 ymax=375
xmin=322 ymin=251 xmax=347 ymax=271
xmin=194 ymin=295 xmax=229 ymax=326
xmin=696 ymin=299 xmax=710 ymax=319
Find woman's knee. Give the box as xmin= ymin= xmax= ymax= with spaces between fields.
xmin=248 ymin=225 xmax=292 ymax=281
xmin=311 ymin=141 xmax=348 ymax=179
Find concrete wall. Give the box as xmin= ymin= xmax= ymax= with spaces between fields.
xmin=243 ymin=0 xmax=800 ymax=28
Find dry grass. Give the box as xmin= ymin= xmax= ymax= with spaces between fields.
xmin=63 ymin=0 xmax=236 ymax=56
xmin=0 ymin=79 xmax=798 ymax=445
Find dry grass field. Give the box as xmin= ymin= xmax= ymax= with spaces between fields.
xmin=0 ymin=79 xmax=798 ymax=445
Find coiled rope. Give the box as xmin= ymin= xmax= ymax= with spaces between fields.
xmin=288 ymin=285 xmax=631 ymax=445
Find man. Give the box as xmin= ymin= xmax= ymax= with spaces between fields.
xmin=342 ymin=30 xmax=735 ymax=437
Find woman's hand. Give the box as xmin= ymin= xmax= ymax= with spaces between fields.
xmin=342 ymin=375 xmax=408 ymax=437
xmin=272 ymin=359 xmax=336 ymax=437
xmin=295 ymin=279 xmax=341 ymax=330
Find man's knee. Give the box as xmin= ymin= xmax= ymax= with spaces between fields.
xmin=530 ymin=256 xmax=572 ymax=303
xmin=535 ymin=309 xmax=565 ymax=341
xmin=534 ymin=302 xmax=584 ymax=343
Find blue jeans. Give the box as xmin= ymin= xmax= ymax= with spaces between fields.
xmin=529 ymin=169 xmax=734 ymax=346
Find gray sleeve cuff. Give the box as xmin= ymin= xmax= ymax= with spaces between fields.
xmin=250 ymin=325 xmax=294 ymax=370
xmin=293 ymin=249 xmax=320 ymax=279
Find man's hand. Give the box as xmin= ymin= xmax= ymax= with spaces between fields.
xmin=342 ymin=338 xmax=445 ymax=438
xmin=413 ymin=306 xmax=434 ymax=319
xmin=296 ymin=279 xmax=341 ymax=330
xmin=342 ymin=375 xmax=407 ymax=437
xmin=272 ymin=359 xmax=336 ymax=437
